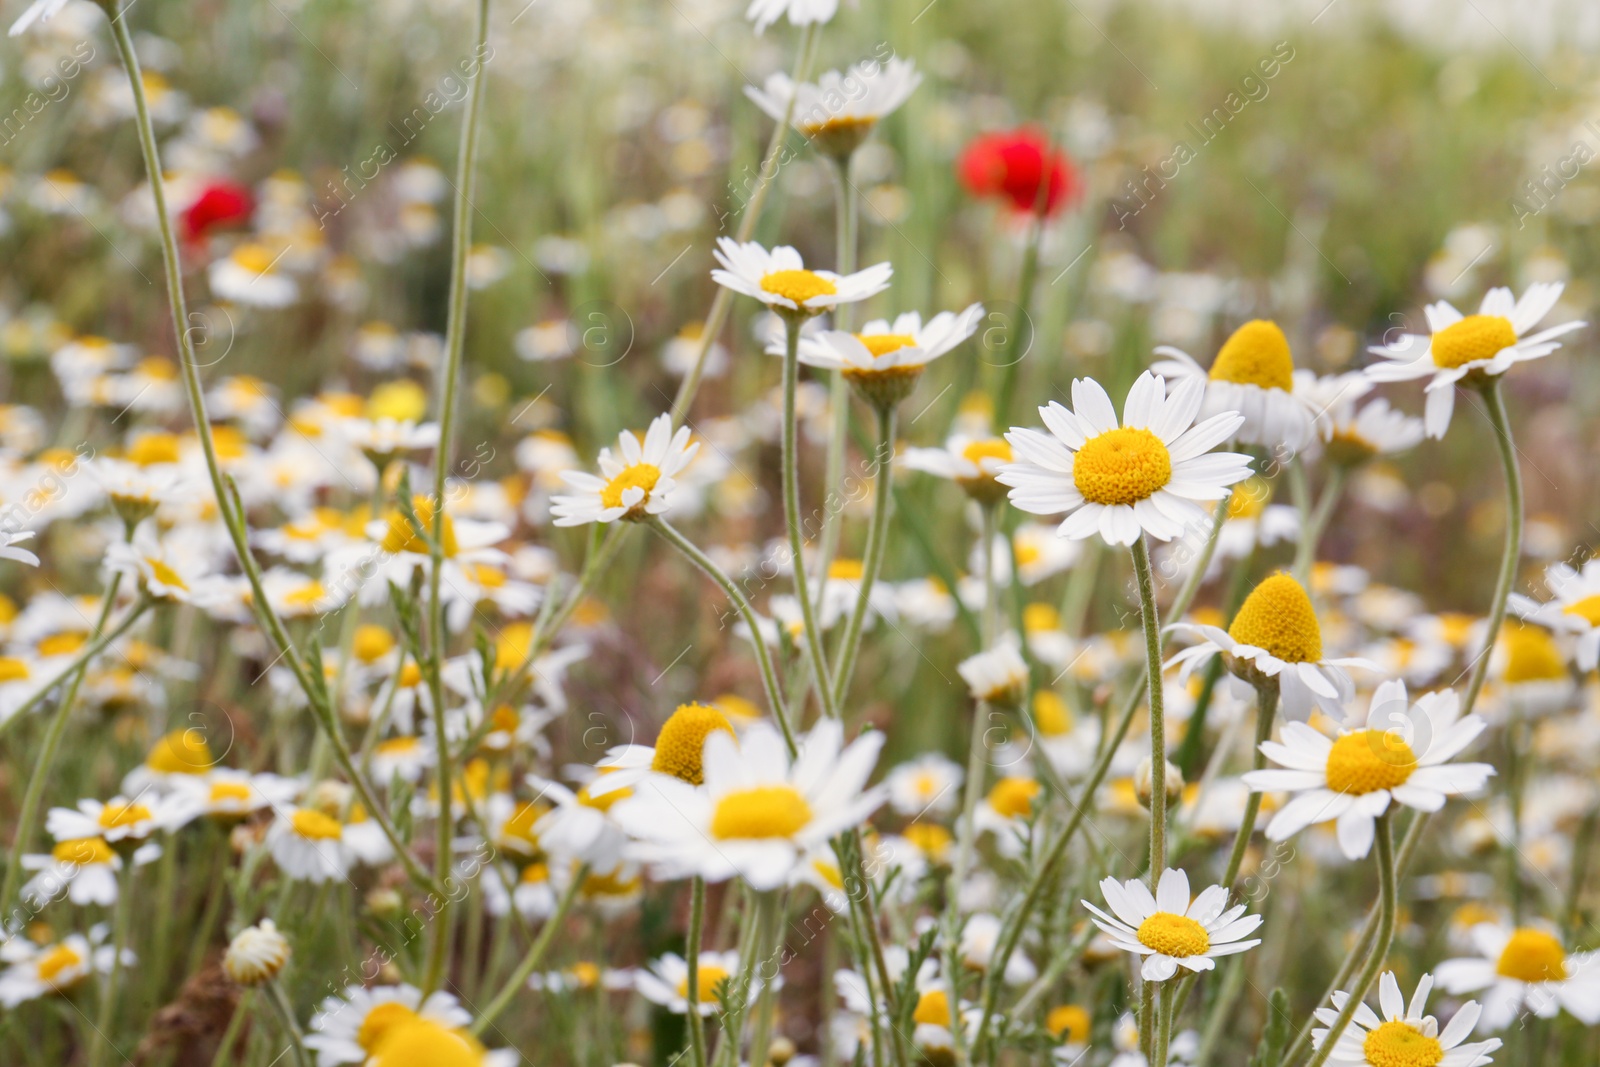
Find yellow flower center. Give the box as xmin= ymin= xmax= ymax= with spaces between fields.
xmin=1136 ymin=912 xmax=1211 ymax=958
xmin=366 ymin=1018 xmax=487 ymax=1067
xmin=52 ymin=838 xmax=115 ymax=866
xmin=803 ymin=114 xmax=877 ymax=137
xmin=0 ymin=657 xmax=32 ymax=683
xmin=380 ymin=496 xmax=459 ymax=557
xmin=599 ymin=462 xmax=662 ymax=511
xmin=1032 ymin=691 xmax=1073 ymax=737
xmin=709 ymin=785 xmax=812 ymax=840
xmin=987 ymin=776 xmax=1041 ymax=819
xmin=98 ymin=802 xmax=153 ymax=830
xmin=829 ymin=559 xmax=865 ymax=581
xmin=1210 ymin=320 xmax=1294 ymax=391
xmin=1324 ymin=730 xmax=1417 ymax=794
xmin=290 ymin=808 xmax=344 ymax=841
xmin=576 ymin=779 xmax=631 ymax=812
xmin=353 ymin=624 xmax=396 ymax=663
xmin=209 ymin=780 xmax=253 ymax=803
xmin=367 ymin=380 xmax=428 ymax=423
xmin=146 ymin=557 xmax=188 ymax=592
xmin=1226 ymin=477 xmax=1270 ymax=520
xmin=1228 ymin=573 xmax=1323 ymax=663
xmin=857 ymin=333 xmax=916 ymax=358
xmin=232 ymin=243 xmax=279 ymax=276
xmin=1562 ymin=594 xmax=1600 ymax=628
xmin=650 ymin=703 xmax=735 ymax=785
xmin=520 ymin=861 xmax=550 ymax=884
xmin=283 ymin=581 xmax=328 ymax=609
xmin=1046 ymin=1004 xmax=1091 ymax=1044
xmin=357 ymin=1003 xmax=418 ymax=1050
xmin=38 ymin=631 xmax=87 ymax=657
xmin=676 ymin=963 xmax=731 ymax=1004
xmin=759 ymin=269 xmax=837 ymax=306
xmin=36 ymin=944 xmax=84 ymax=985
xmin=127 ymin=432 xmax=181 ymax=466
xmin=500 ymin=800 xmax=545 ymax=850
xmin=902 ymin=822 xmax=952 ymax=858
xmin=1501 ymin=624 xmax=1567 ymax=683
xmin=1023 ymin=603 xmax=1061 ymax=634
xmin=913 ymin=989 xmax=953 ymax=1027
xmin=1431 ymin=314 xmax=1517 ymax=370
xmin=1361 ymin=1021 xmax=1444 ymax=1067
xmin=961 ymin=438 xmax=1012 ymax=467
xmin=146 ymin=729 xmax=215 ymax=774
xmin=1072 ymin=427 xmax=1172 ymax=506
xmin=1495 ymin=928 xmax=1569 ymax=983
xmin=582 ymin=868 xmax=641 ymax=897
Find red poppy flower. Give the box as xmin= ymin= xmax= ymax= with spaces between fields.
xmin=957 ymin=128 xmax=1080 ymax=216
xmin=183 ymin=181 xmax=255 ymax=241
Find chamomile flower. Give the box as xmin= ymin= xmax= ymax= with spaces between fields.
xmin=170 ymin=769 xmax=299 ymax=821
xmin=209 ymin=242 xmax=297 ymax=307
xmin=528 ymin=772 xmax=633 ymax=871
xmin=223 ymin=920 xmax=290 ymax=986
xmin=797 ymin=305 xmax=982 ymax=408
xmin=744 ymin=0 xmax=838 ymax=35
xmin=550 ymin=413 xmax=699 ymax=526
xmin=998 ymin=372 xmax=1252 ymax=547
xmin=1082 ymin=866 xmax=1263 ymax=981
xmin=481 ymin=858 xmax=561 ymax=921
xmin=1242 ymin=679 xmax=1495 ymax=860
xmin=1365 ymin=283 xmax=1584 ymax=438
xmin=1312 ymin=971 xmax=1501 ymax=1066
xmin=1509 ymin=559 xmax=1600 ymax=671
xmin=957 ymin=643 xmax=1029 ymax=705
xmin=266 ymin=805 xmax=393 ymax=884
xmin=745 ymin=57 xmax=922 ymax=157
xmin=1152 ymin=319 xmax=1318 ymax=452
xmin=47 ymin=793 xmax=194 ymax=846
xmin=1435 ymin=922 xmax=1600 ymax=1030
xmin=635 ymin=950 xmax=749 ymax=1016
xmin=711 ymin=238 xmax=892 ymax=319
xmin=0 ymin=530 xmax=38 ymax=567
xmin=0 ymin=927 xmax=128 ymax=1008
xmin=20 ymin=836 xmax=155 ymax=907
xmin=589 ymin=701 xmax=736 ymax=795
xmin=1168 ymin=572 xmax=1377 ymax=721
xmin=884 ymin=752 xmax=964 ymax=816
xmin=1320 ymin=394 xmax=1426 ymax=467
xmin=613 ymin=719 xmax=885 ymax=890
xmin=305 ymin=984 xmax=472 ymax=1066
xmin=104 ymin=524 xmax=226 ymax=605
xmin=903 ymin=433 xmax=1014 ymax=503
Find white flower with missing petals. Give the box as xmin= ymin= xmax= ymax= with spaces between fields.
xmin=550 ymin=413 xmax=699 ymax=527
xmin=1082 ymin=867 xmax=1262 ymax=982
xmin=997 ymin=372 xmax=1252 ymax=547
xmin=1365 ymin=283 xmax=1584 ymax=439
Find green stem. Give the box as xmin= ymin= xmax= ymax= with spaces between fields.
xmin=779 ymin=314 xmax=838 ymax=717
xmin=1292 ymin=465 xmax=1346 ymax=587
xmin=265 ymin=978 xmax=310 ymax=1067
xmin=1153 ymin=981 xmax=1175 ymax=1067
xmin=829 ymin=403 xmax=896 ymax=708
xmin=744 ymin=891 xmax=784 ymax=1067
xmin=469 ymin=863 xmax=587 ymax=1035
xmin=670 ymin=24 xmax=817 ymax=426
xmin=88 ymin=863 xmax=135 ymax=1067
xmin=811 ymin=151 xmax=861 ymax=596
xmin=208 ymin=991 xmax=252 ymax=1067
xmin=1131 ymin=536 xmax=1168 ymax=879
xmin=993 ymin=214 xmax=1043 ymax=427
xmin=1304 ymin=813 xmax=1396 ymax=1067
xmin=0 ymin=589 xmax=147 ymax=914
xmin=686 ymin=877 xmax=710 ymax=1067
xmin=647 ymin=517 xmax=796 ymax=754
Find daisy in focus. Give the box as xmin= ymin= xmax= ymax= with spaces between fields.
xmin=1082 ymin=866 xmax=1263 ymax=981
xmin=614 ymin=719 xmax=885 ymax=889
xmin=1435 ymin=922 xmax=1600 ymax=1030
xmin=550 ymin=413 xmax=699 ymax=527
xmin=997 ymin=372 xmax=1252 ymax=546
xmin=1242 ymin=679 xmax=1495 ymax=859
xmin=1365 ymin=283 xmax=1584 ymax=438
xmin=711 ymin=238 xmax=892 ymax=319
xmin=1311 ymin=971 xmax=1501 ymax=1066
xmin=798 ymin=304 xmax=984 ymax=408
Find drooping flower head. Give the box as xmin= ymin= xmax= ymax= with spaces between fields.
xmin=712 ymin=238 xmax=891 ymax=320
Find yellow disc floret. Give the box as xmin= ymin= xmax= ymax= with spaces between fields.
xmin=1500 ymin=624 xmax=1567 ymax=683
xmin=709 ymin=785 xmax=812 ymax=840
xmin=857 ymin=333 xmax=916 ymax=358
xmin=367 ymin=1018 xmax=487 ymax=1067
xmin=1033 ymin=691 xmax=1073 ymax=737
xmin=599 ymin=463 xmax=661 ymax=512
xmin=1495 ymin=927 xmax=1568 ymax=983
xmin=1361 ymin=1021 xmax=1444 ymax=1067
xmin=760 ymin=269 xmax=837 ymax=306
xmin=1135 ymin=913 xmax=1211 ymax=958
xmin=146 ymin=728 xmax=215 ymax=774
xmin=35 ymin=944 xmax=84 ymax=986
xmin=290 ymin=808 xmax=344 ymax=841
xmin=1562 ymin=594 xmax=1600 ymax=627
xmin=1228 ymin=573 xmax=1323 ymax=663
xmin=677 ymin=963 xmax=731 ymax=1004
xmin=1324 ymin=730 xmax=1417 ymax=795
xmin=913 ymin=989 xmax=953 ymax=1027
xmin=987 ymin=776 xmax=1041 ymax=819
xmin=1210 ymin=320 xmax=1294 ymax=391
xmin=53 ymin=838 xmax=116 ymax=866
xmin=380 ymin=496 xmax=460 ymax=557
xmin=1431 ymin=315 xmax=1516 ymax=370
xmin=1072 ymin=428 xmax=1172 ymax=507
xmin=98 ymin=802 xmax=153 ymax=831
xmin=650 ymin=703 xmax=734 ymax=785
xmin=357 ymin=1002 xmax=418 ymax=1051
xmin=1046 ymin=1005 xmax=1091 ymax=1045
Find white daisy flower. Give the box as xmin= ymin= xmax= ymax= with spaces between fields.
xmin=612 ymin=719 xmax=885 ymax=890
xmin=797 ymin=305 xmax=982 ymax=407
xmin=305 ymin=984 xmax=472 ymax=1066
xmin=1082 ymin=866 xmax=1263 ymax=982
xmin=1167 ymin=572 xmax=1377 ymax=721
xmin=0 ymin=926 xmax=129 ymax=1008
xmin=168 ymin=768 xmax=298 ymax=821
xmin=1509 ymin=559 xmax=1600 ymax=672
xmin=528 ymin=773 xmax=632 ymax=872
xmin=1151 ymin=319 xmax=1318 ymax=453
xmin=997 ymin=372 xmax=1252 ymax=547
xmin=549 ymin=413 xmax=699 ymax=527
xmin=1436 ymin=922 xmax=1600 ymax=1031
xmin=589 ymin=701 xmax=736 ymax=797
xmin=208 ymin=242 xmax=297 ymax=307
xmin=746 ymin=57 xmax=922 ymax=155
xmin=1242 ymin=679 xmax=1495 ymax=860
xmin=744 ymin=0 xmax=838 ymax=34
xmin=266 ymin=805 xmax=393 ymax=884
xmin=957 ymin=643 xmax=1029 ymax=705
xmin=223 ymin=919 xmax=291 ymax=986
xmin=711 ymin=238 xmax=891 ymax=318
xmin=46 ymin=793 xmax=195 ymax=845
xmin=1304 ymin=372 xmax=1425 ymax=465
xmin=21 ymin=837 xmax=158 ymax=907
xmin=884 ymin=752 xmax=964 ymax=816
xmin=635 ymin=950 xmax=750 ymax=1016
xmin=481 ymin=859 xmax=561 ymax=921
xmin=902 ymin=433 xmax=1013 ymax=503
xmin=104 ymin=524 xmax=227 ymax=606
xmin=1312 ymin=971 xmax=1502 ymax=1066
xmin=0 ymin=530 xmax=38 ymax=567
xmin=1365 ymin=283 xmax=1584 ymax=439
